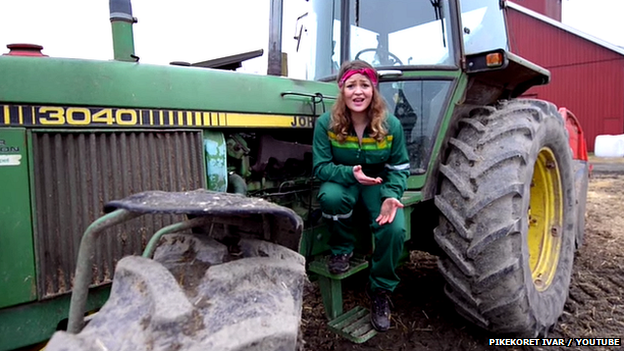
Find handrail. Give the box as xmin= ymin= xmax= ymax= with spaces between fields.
xmin=142 ymin=216 xmax=215 ymax=258
xmin=67 ymin=209 xmax=141 ymax=333
xmin=280 ymin=91 xmax=336 ymax=100
xmin=280 ymin=91 xmax=336 ymax=115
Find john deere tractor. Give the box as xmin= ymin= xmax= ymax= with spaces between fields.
xmin=0 ymin=0 xmax=589 ymax=349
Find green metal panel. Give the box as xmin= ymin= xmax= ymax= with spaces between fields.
xmin=0 ymin=286 xmax=110 ymax=351
xmin=407 ymin=174 xmax=427 ymax=189
xmin=300 ymin=224 xmax=331 ymax=259
xmin=0 ymin=128 xmax=36 ymax=308
xmin=0 ymin=56 xmax=337 ymax=116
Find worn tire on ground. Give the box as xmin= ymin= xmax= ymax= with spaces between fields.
xmin=45 ymin=234 xmax=306 ymax=351
xmin=434 ymin=99 xmax=577 ymax=336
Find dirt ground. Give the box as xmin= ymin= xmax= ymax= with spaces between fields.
xmin=300 ymin=158 xmax=624 ymax=351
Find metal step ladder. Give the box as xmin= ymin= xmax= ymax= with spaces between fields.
xmin=308 ymin=255 xmax=377 ymax=343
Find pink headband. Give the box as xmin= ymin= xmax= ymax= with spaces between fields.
xmin=338 ymin=68 xmax=378 ymax=88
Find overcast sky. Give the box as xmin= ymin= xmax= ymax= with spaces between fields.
xmin=562 ymin=0 xmax=623 ymax=49
xmin=0 ymin=0 xmax=622 ymax=78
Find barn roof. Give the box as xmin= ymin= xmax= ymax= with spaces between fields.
xmin=507 ymin=2 xmax=624 ymax=57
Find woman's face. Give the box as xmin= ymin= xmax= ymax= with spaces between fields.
xmin=342 ymin=73 xmax=373 ymax=114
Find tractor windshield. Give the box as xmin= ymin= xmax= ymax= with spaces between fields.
xmin=307 ymin=0 xmax=457 ymax=80
xmin=459 ymin=0 xmax=509 ymax=55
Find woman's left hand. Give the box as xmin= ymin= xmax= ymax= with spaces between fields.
xmin=376 ymin=198 xmax=404 ymax=225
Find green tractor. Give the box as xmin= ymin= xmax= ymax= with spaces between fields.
xmin=0 ymin=0 xmax=590 ymax=349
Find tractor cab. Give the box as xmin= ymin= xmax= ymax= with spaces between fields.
xmin=306 ymin=0 xmax=458 ymax=78
xmin=300 ymin=0 xmax=514 ymax=180
xmin=305 ymin=0 xmax=508 ymax=76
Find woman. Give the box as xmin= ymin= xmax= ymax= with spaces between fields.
xmin=312 ymin=60 xmax=410 ymax=332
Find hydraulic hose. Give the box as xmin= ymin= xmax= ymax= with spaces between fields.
xmin=228 ymin=173 xmax=248 ymax=195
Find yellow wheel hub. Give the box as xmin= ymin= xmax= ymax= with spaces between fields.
xmin=527 ymin=147 xmax=563 ymax=291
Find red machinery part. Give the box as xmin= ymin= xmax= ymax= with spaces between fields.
xmin=559 ymin=107 xmax=589 ymax=162
xmin=3 ymin=43 xmax=48 ymax=57
xmin=559 ymin=107 xmax=592 ymax=176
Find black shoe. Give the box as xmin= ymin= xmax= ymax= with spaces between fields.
xmin=367 ymin=286 xmax=392 ymax=332
xmin=327 ymin=252 xmax=353 ymax=275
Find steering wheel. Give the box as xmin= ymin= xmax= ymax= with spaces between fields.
xmin=354 ymin=48 xmax=403 ymax=66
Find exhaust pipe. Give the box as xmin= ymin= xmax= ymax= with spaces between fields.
xmin=267 ymin=0 xmax=284 ymax=76
xmin=110 ymin=0 xmax=138 ymax=62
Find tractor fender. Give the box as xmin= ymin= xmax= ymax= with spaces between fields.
xmin=558 ymin=107 xmax=590 ymax=249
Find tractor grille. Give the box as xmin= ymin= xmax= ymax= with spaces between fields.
xmin=32 ymin=130 xmax=205 ymax=299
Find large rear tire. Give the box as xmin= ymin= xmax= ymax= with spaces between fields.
xmin=435 ymin=99 xmax=576 ymax=336
xmin=45 ymin=234 xmax=306 ymax=351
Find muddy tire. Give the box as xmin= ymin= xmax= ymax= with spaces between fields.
xmin=45 ymin=234 xmax=306 ymax=351
xmin=435 ymin=99 xmax=576 ymax=336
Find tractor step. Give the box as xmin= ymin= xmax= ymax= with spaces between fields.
xmin=308 ymin=255 xmax=370 ymax=321
xmin=308 ymin=255 xmax=369 ymax=279
xmin=328 ymin=306 xmax=377 ymax=343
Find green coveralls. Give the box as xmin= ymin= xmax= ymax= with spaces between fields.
xmin=312 ymin=112 xmax=410 ymax=292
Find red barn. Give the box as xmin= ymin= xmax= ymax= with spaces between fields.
xmin=505 ymin=1 xmax=624 ymax=151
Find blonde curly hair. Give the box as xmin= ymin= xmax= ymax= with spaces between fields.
xmin=330 ymin=60 xmax=388 ymax=143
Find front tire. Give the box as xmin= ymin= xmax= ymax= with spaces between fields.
xmin=45 ymin=235 xmax=306 ymax=351
xmin=435 ymin=99 xmax=576 ymax=336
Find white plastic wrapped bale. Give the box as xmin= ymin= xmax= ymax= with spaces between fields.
xmin=594 ymin=134 xmax=624 ymax=158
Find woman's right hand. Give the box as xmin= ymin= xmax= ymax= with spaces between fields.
xmin=353 ymin=165 xmax=382 ymax=185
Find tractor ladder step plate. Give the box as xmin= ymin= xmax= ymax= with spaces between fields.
xmin=328 ymin=306 xmax=378 ymax=343
xmin=307 ymin=255 xmax=369 ymax=279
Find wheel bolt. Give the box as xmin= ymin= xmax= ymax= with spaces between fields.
xmin=551 ymin=226 xmax=559 ymax=237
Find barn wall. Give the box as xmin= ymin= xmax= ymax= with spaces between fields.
xmin=510 ymin=0 xmax=562 ymax=21
xmin=506 ymin=7 xmax=624 ymax=151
